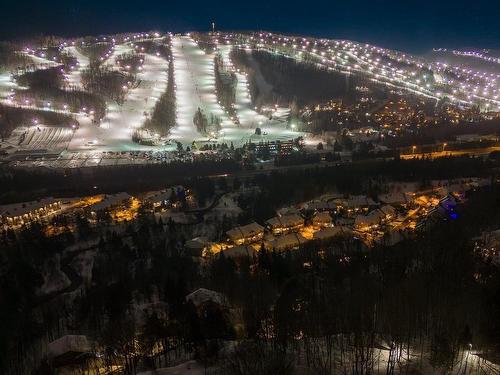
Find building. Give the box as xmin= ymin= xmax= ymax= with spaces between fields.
xmin=378 ymin=192 xmax=408 ymax=206
xmin=222 ymin=245 xmax=257 ymax=259
xmin=266 ymin=214 xmax=304 ymax=235
xmin=304 ymin=200 xmax=336 ymax=212
xmin=265 ymin=232 xmax=308 ymax=252
xmin=312 ymin=211 xmax=333 ymax=228
xmin=87 ymin=192 xmax=131 ymax=215
xmin=379 ymin=205 xmax=396 ymax=220
xmin=354 ymin=210 xmax=385 ymax=231
xmin=337 ymin=195 xmax=377 ymax=214
xmin=0 ymin=197 xmax=61 ymax=227
xmin=313 ymin=226 xmax=350 ymax=241
xmin=226 ymin=222 xmax=264 ymax=245
xmin=145 ymin=189 xmax=173 ymax=208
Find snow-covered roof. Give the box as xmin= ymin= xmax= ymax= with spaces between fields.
xmin=223 ymin=245 xmax=257 ymax=258
xmin=305 ymin=201 xmax=336 ymax=211
xmin=345 ymin=195 xmax=376 ymax=208
xmin=378 ymin=192 xmax=408 ymax=205
xmin=355 ymin=210 xmax=384 ymax=227
xmin=226 ymin=222 xmax=264 ymax=241
xmin=313 ymin=226 xmax=349 ymax=240
xmin=267 ymin=232 xmax=307 ymax=251
xmin=379 ymin=205 xmax=396 ymax=217
xmin=185 ymin=237 xmax=209 ymax=250
xmin=0 ymin=197 xmax=59 ymax=218
xmin=88 ymin=192 xmax=131 ymax=211
xmin=313 ymin=211 xmax=332 ymax=224
xmin=48 ymin=335 xmax=90 ymax=359
xmin=266 ymin=214 xmax=303 ymax=229
xmin=186 ymin=288 xmax=227 ymax=307
xmin=146 ymin=189 xmax=173 ymax=204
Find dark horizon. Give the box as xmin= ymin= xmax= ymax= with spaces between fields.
xmin=1 ymin=0 xmax=500 ymax=54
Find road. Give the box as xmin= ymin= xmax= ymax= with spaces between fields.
xmin=400 ymin=146 xmax=500 ymax=159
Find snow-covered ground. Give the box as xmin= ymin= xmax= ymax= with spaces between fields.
xmin=64 ymin=46 xmax=89 ymax=88
xmin=67 ymin=49 xmax=169 ymax=152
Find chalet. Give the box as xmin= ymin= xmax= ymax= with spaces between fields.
xmin=378 ymin=192 xmax=408 ymax=206
xmin=354 ymin=210 xmax=385 ymax=230
xmin=87 ymin=192 xmax=131 ymax=215
xmin=0 ymin=198 xmax=61 ymax=227
xmin=222 ymin=245 xmax=257 ymax=259
xmin=337 ymin=195 xmax=377 ymax=214
xmin=313 ymin=226 xmax=350 ymax=240
xmin=226 ymin=222 xmax=264 ymax=245
xmin=265 ymin=232 xmax=308 ymax=252
xmin=145 ymin=189 xmax=173 ymax=208
xmin=312 ymin=211 xmax=333 ymax=228
xmin=379 ymin=205 xmax=396 ymax=220
xmin=266 ymin=213 xmax=304 ymax=235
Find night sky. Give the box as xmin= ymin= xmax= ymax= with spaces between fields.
xmin=1 ymin=0 xmax=499 ymax=53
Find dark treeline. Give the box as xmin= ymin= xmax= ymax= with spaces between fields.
xmin=231 ymin=48 xmax=361 ymax=107
xmin=191 ymin=32 xmax=217 ymax=54
xmin=214 ymin=54 xmax=237 ymax=120
xmin=81 ymin=64 xmax=135 ymax=105
xmin=143 ymin=47 xmax=176 ymax=136
xmin=0 ymin=104 xmax=76 ymax=138
xmin=0 ymin=155 xmax=495 ymax=206
xmin=116 ymin=52 xmax=144 ymax=75
xmin=15 ymin=66 xmax=63 ymax=89
xmin=13 ymin=88 xmax=106 ymax=123
xmin=13 ymin=66 xmax=106 ymax=123
xmin=0 ymin=42 xmax=31 ymax=71
xmin=77 ymin=41 xmax=113 ymax=65
xmin=31 ymin=46 xmax=77 ymax=69
xmin=274 ymin=151 xmax=341 ymax=167
xmin=134 ymin=37 xmax=172 ymax=60
xmin=193 ymin=108 xmax=221 ymax=135
xmin=384 ymin=118 xmax=500 ymax=149
xmin=0 ymin=158 xmax=241 ymax=204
